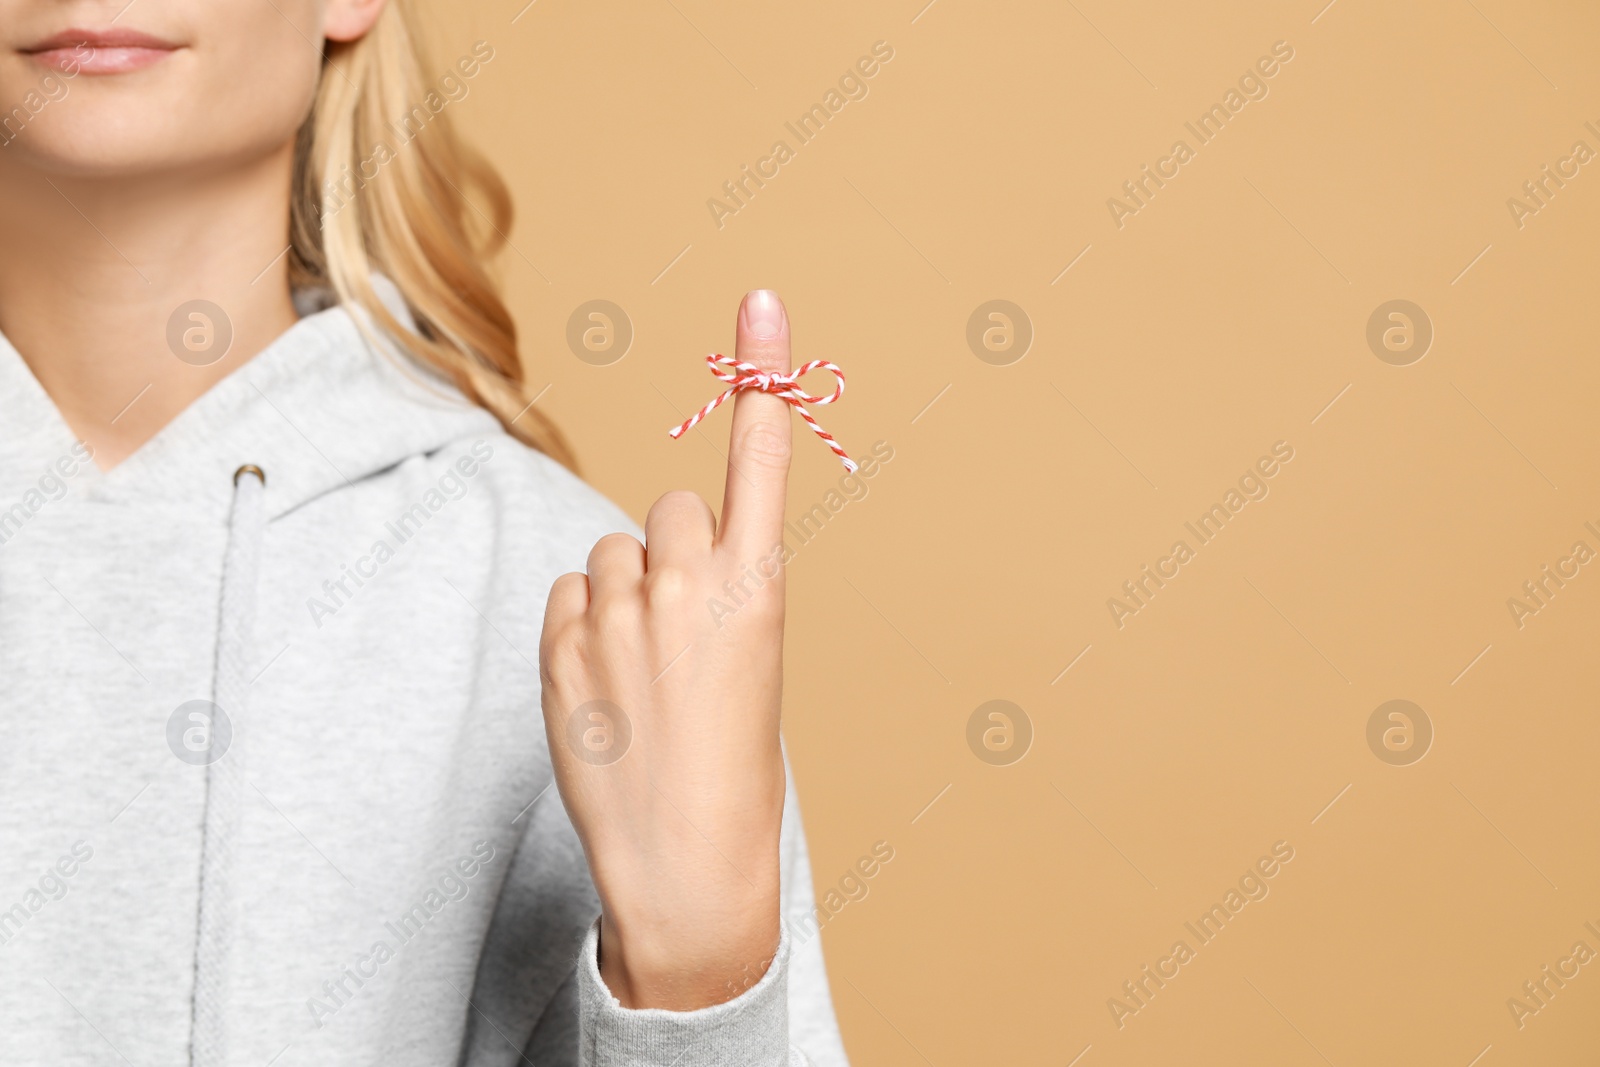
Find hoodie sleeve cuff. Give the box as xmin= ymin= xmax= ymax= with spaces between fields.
xmin=576 ymin=918 xmax=798 ymax=1067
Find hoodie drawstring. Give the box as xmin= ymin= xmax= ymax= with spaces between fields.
xmin=190 ymin=465 xmax=266 ymax=1067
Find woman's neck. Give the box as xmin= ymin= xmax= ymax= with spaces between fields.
xmin=0 ymin=144 xmax=301 ymax=469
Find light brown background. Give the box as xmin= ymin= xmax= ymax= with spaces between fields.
xmin=420 ymin=1 xmax=1600 ymax=1062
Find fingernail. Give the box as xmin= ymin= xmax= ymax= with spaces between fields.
xmin=741 ymin=289 xmax=787 ymax=340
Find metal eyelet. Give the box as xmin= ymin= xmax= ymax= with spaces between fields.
xmin=233 ymin=464 xmax=266 ymax=487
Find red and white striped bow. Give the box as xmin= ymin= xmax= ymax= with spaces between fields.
xmin=668 ymin=354 xmax=856 ymax=472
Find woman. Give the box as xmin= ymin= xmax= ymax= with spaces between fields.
xmin=0 ymin=1 xmax=848 ymax=1063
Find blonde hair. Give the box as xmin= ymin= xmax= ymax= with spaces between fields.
xmin=288 ymin=2 xmax=574 ymax=469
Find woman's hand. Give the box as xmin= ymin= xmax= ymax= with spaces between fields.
xmin=540 ymin=289 xmax=794 ymax=1010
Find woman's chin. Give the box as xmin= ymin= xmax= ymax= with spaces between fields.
xmin=0 ymin=130 xmax=189 ymax=180
xmin=0 ymin=112 xmax=295 ymax=184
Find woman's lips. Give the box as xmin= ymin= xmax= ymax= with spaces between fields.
xmin=22 ymin=29 xmax=181 ymax=74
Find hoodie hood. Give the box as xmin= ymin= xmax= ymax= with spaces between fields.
xmin=0 ymin=278 xmax=504 ymax=1067
xmin=0 ymin=276 xmax=500 ymax=526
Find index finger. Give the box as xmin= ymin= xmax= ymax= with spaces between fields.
xmin=717 ymin=289 xmax=792 ymax=553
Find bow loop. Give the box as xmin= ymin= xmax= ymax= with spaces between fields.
xmin=667 ymin=354 xmax=857 ymax=471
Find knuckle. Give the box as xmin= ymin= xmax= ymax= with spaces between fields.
xmin=643 ymin=565 xmax=695 ymax=609
xmin=739 ymin=422 xmax=792 ymax=466
xmin=592 ymin=531 xmax=642 ymax=556
xmin=655 ymin=489 xmax=706 ymax=514
xmin=540 ymin=622 xmax=585 ymax=683
xmin=741 ymin=344 xmax=790 ymax=374
xmin=544 ymin=572 xmax=586 ymax=612
xmin=646 ymin=490 xmax=711 ymax=534
xmin=589 ymin=593 xmax=642 ymax=639
xmin=587 ymin=533 xmax=643 ymax=574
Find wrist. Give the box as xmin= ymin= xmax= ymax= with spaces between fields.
xmin=598 ymin=888 xmax=780 ymax=1010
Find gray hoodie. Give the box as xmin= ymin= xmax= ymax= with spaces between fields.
xmin=0 ymin=281 xmax=849 ymax=1066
